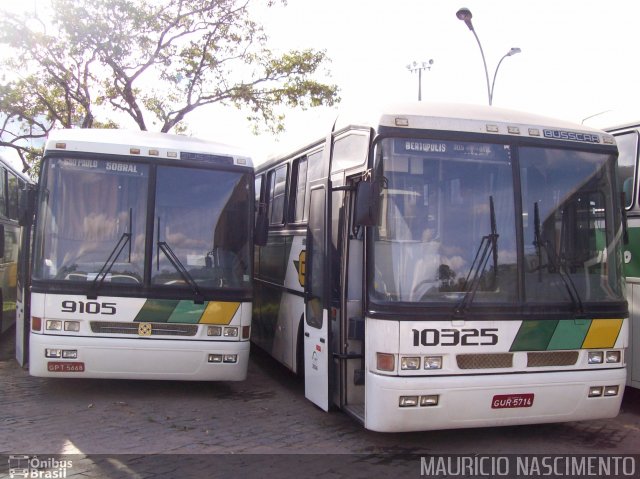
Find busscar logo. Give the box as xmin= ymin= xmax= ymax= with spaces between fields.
xmin=8 ymin=456 xmax=73 ymax=478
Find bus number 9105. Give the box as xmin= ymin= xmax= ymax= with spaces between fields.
xmin=61 ymin=301 xmax=117 ymax=315
xmin=412 ymin=328 xmax=498 ymax=347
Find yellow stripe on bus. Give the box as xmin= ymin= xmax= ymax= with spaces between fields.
xmin=581 ymin=319 xmax=623 ymax=349
xmin=198 ymin=302 xmax=240 ymax=325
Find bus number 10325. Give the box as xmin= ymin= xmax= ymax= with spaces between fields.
xmin=61 ymin=300 xmax=117 ymax=315
xmin=412 ymin=328 xmax=499 ymax=347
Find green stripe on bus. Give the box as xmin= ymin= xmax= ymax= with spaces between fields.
xmin=167 ymin=301 xmax=207 ymax=323
xmin=134 ymin=299 xmax=180 ymax=323
xmin=546 ymin=319 xmax=591 ymax=350
xmin=510 ymin=320 xmax=558 ymax=351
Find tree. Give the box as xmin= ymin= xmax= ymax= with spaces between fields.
xmin=0 ymin=0 xmax=339 ymax=170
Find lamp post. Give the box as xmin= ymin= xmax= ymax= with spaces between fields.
xmin=406 ymin=59 xmax=434 ymax=101
xmin=455 ymin=8 xmax=521 ymax=105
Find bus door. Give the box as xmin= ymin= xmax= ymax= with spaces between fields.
xmin=304 ymin=183 xmax=331 ymax=410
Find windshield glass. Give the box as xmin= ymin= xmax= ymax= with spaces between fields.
xmin=370 ymin=137 xmax=625 ymax=307
xmin=521 ymin=147 xmax=623 ymax=302
xmin=33 ymin=157 xmax=148 ymax=284
xmin=152 ymin=166 xmax=251 ymax=290
xmin=372 ymin=138 xmax=518 ymax=303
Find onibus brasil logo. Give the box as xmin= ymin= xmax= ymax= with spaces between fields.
xmin=8 ymin=456 xmax=73 ymax=478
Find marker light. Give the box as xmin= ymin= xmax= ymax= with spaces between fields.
xmin=32 ymin=317 xmax=42 ymax=332
xmin=376 ymin=353 xmax=395 ymax=372
xmin=401 ymin=356 xmax=420 ymax=370
xmin=588 ymin=351 xmax=604 ymax=364
xmin=46 ymin=320 xmax=63 ymax=331
xmin=242 ymin=326 xmax=251 ymax=340
xmin=424 ymin=356 xmax=443 ymax=370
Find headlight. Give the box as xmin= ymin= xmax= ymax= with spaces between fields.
xmin=588 ymin=351 xmax=603 ymax=364
xmin=401 ymin=356 xmax=420 ymax=370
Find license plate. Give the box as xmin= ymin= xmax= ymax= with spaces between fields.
xmin=491 ymin=393 xmax=534 ymax=409
xmin=47 ymin=362 xmax=85 ymax=373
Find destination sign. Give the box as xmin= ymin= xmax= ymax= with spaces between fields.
xmin=393 ymin=139 xmax=510 ymax=161
xmin=56 ymin=158 xmax=148 ymax=177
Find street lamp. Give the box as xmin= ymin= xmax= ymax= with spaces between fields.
xmin=456 ymin=7 xmax=521 ymax=105
xmin=406 ymin=59 xmax=434 ymax=101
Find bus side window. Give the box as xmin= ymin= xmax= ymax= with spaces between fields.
xmin=7 ymin=171 xmax=19 ymax=220
xmin=268 ymin=164 xmax=288 ymax=226
xmin=0 ymin=167 xmax=6 ymax=217
xmin=288 ymin=156 xmax=308 ymax=223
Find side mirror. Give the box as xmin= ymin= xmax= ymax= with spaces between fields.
xmin=354 ymin=180 xmax=380 ymax=227
xmin=18 ymin=185 xmax=37 ymax=227
xmin=254 ymin=203 xmax=268 ymax=247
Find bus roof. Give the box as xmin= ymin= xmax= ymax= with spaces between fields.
xmin=45 ymin=129 xmax=253 ymax=167
xmin=337 ymin=102 xmax=613 ymax=141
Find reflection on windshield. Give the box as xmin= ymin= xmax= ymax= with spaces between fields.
xmin=152 ymin=166 xmax=251 ymax=289
xmin=372 ymin=139 xmax=518 ymax=303
xmin=521 ymin=147 xmax=623 ymax=303
xmin=34 ymin=158 xmax=148 ymax=284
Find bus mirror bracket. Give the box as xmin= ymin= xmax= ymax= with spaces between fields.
xmin=354 ymin=178 xmax=380 ymax=227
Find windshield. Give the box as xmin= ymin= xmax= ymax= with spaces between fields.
xmin=33 ymin=157 xmax=252 ymax=292
xmin=152 ymin=166 xmax=251 ymax=289
xmin=521 ymin=147 xmax=623 ymax=303
xmin=370 ymin=137 xmax=624 ymax=307
xmin=33 ymin=158 xmax=148 ymax=284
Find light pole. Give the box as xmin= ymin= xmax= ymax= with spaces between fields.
xmin=456 ymin=8 xmax=521 ymax=105
xmin=406 ymin=59 xmax=434 ymax=101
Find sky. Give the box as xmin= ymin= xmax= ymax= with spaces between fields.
xmin=2 ymin=0 xmax=640 ymax=166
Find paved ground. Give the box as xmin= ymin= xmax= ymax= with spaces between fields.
xmin=1 ymin=328 xmax=640 ymax=478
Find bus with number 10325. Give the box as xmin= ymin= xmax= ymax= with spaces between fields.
xmin=252 ymin=102 xmax=629 ymax=432
xmin=17 ymin=129 xmax=255 ymax=381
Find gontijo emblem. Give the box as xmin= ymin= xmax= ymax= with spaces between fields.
xmin=138 ymin=322 xmax=152 ymax=336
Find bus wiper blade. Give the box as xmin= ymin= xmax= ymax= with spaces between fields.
xmin=454 ymin=196 xmax=499 ymax=316
xmin=532 ymin=202 xmax=584 ymax=314
xmin=87 ymin=232 xmax=131 ymax=300
xmin=157 ymin=240 xmax=205 ymax=305
xmin=87 ymin=208 xmax=133 ymax=300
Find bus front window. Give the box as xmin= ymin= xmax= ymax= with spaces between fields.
xmin=521 ymin=147 xmax=624 ymax=303
xmin=371 ymin=138 xmax=518 ymax=304
xmin=33 ymin=158 xmax=148 ymax=284
xmin=152 ymin=166 xmax=252 ymax=291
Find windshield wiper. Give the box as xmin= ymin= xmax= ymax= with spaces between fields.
xmin=87 ymin=209 xmax=132 ymax=299
xmin=157 ymin=216 xmax=204 ymax=304
xmin=454 ymin=196 xmax=499 ymax=316
xmin=533 ymin=202 xmax=584 ymax=314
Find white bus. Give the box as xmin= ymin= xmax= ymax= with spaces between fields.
xmin=253 ymin=102 xmax=628 ymax=432
xmin=20 ymin=129 xmax=254 ymax=380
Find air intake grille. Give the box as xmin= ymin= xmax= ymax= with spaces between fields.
xmin=90 ymin=322 xmax=198 ymax=336
xmin=527 ymin=351 xmax=579 ymax=367
xmin=456 ymin=353 xmax=513 ymax=369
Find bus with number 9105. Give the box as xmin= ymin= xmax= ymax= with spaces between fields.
xmin=18 ymin=129 xmax=255 ymax=381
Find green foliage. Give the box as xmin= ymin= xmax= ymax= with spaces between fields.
xmin=0 ymin=0 xmax=339 ymax=171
